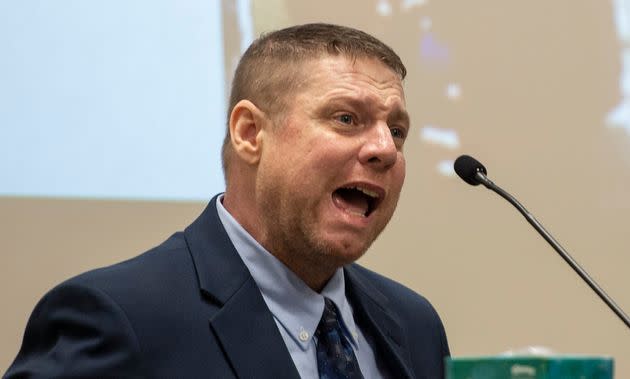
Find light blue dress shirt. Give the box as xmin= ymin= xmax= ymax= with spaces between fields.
xmin=216 ymin=196 xmax=386 ymax=378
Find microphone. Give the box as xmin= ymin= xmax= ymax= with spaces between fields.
xmin=453 ymin=154 xmax=488 ymax=186
xmin=454 ymin=154 xmax=630 ymax=330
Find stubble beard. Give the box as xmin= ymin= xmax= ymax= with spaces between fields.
xmin=258 ymin=185 xmax=385 ymax=284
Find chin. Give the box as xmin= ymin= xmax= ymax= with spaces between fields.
xmin=323 ymin=240 xmax=372 ymax=266
xmin=305 ymin=225 xmax=380 ymax=266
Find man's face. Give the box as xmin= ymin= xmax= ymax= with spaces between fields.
xmin=256 ymin=55 xmax=408 ymax=275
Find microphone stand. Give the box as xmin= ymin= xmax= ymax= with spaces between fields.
xmin=474 ymin=171 xmax=630 ymax=330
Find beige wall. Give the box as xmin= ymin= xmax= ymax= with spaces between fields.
xmin=3 ymin=0 xmax=630 ymax=376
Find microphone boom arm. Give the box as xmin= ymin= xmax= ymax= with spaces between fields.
xmin=475 ymin=171 xmax=630 ymax=330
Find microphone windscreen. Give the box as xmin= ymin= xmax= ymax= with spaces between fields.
xmin=454 ymin=155 xmax=487 ymax=186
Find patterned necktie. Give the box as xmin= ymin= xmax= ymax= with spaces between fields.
xmin=315 ymin=297 xmax=365 ymax=379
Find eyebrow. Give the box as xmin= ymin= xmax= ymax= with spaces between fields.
xmin=325 ymin=95 xmax=410 ymax=125
xmin=388 ymin=107 xmax=410 ymax=127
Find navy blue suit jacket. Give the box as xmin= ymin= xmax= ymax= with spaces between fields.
xmin=5 ymin=196 xmax=449 ymax=378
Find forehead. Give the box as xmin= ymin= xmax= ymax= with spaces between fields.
xmin=291 ymin=55 xmax=406 ymax=107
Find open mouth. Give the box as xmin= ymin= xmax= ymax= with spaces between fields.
xmin=332 ymin=186 xmax=382 ymax=218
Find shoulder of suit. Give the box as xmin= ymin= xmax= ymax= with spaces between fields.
xmin=55 ymin=231 xmax=194 ymax=303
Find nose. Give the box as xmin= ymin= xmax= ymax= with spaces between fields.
xmin=358 ymin=123 xmax=398 ymax=169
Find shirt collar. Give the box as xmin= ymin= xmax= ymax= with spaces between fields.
xmin=215 ymin=195 xmax=359 ymax=350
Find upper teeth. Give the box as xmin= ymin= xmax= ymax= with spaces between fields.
xmin=350 ymin=186 xmax=379 ymax=199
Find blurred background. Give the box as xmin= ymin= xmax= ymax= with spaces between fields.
xmin=2 ymin=0 xmax=629 ymax=376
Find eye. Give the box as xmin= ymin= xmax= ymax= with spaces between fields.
xmin=336 ymin=114 xmax=354 ymax=125
xmin=390 ymin=127 xmax=407 ymax=140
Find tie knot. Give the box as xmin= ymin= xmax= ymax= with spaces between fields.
xmin=318 ymin=297 xmax=341 ymax=334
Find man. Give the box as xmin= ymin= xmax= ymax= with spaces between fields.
xmin=5 ymin=23 xmax=449 ymax=378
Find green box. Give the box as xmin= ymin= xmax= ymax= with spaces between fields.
xmin=445 ymin=355 xmax=613 ymax=379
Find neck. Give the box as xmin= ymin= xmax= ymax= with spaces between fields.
xmin=268 ymin=248 xmax=339 ymax=292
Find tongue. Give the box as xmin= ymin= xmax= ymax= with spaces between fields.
xmin=332 ymin=189 xmax=369 ymax=217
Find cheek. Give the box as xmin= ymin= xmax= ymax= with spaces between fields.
xmin=300 ymin=142 xmax=345 ymax=174
xmin=394 ymin=156 xmax=406 ymax=188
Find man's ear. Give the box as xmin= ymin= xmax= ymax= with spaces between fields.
xmin=228 ymin=99 xmax=267 ymax=165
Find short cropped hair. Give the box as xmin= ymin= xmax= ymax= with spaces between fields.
xmin=221 ymin=23 xmax=406 ymax=175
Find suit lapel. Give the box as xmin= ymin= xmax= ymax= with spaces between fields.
xmin=184 ymin=196 xmax=300 ymax=379
xmin=345 ymin=265 xmax=415 ymax=379
xmin=209 ymin=277 xmax=301 ymax=379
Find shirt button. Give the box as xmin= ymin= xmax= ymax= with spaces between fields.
xmin=299 ymin=330 xmax=309 ymax=341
